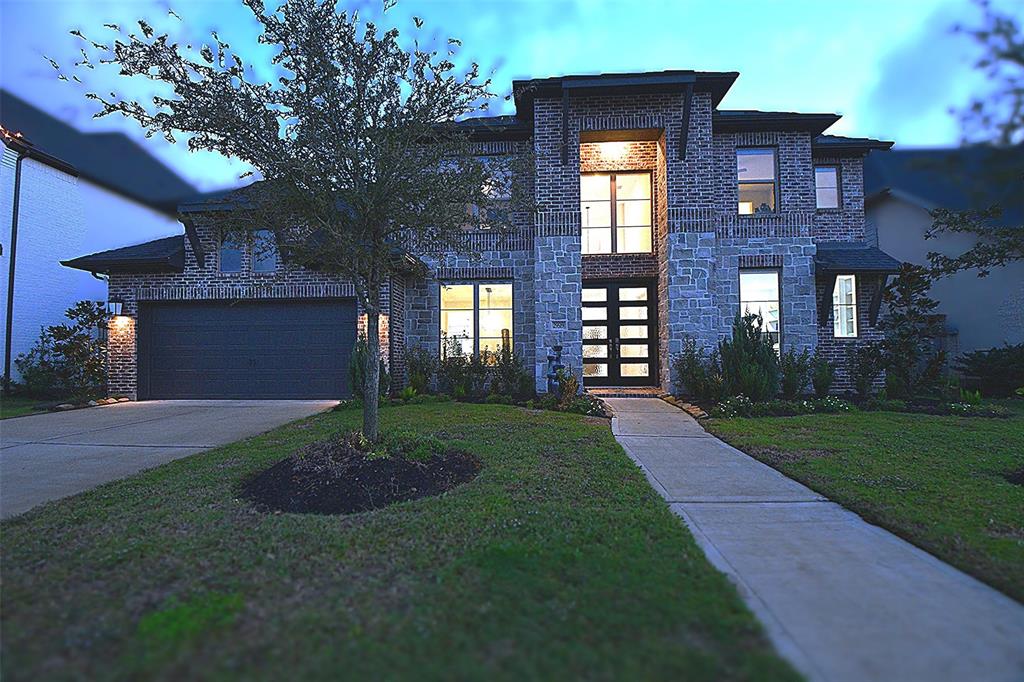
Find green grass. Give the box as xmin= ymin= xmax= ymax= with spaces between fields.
xmin=0 ymin=402 xmax=798 ymax=682
xmin=706 ymin=402 xmax=1024 ymax=602
xmin=0 ymin=395 xmax=48 ymax=419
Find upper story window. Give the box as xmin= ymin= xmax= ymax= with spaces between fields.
xmin=219 ymin=231 xmax=278 ymax=274
xmin=739 ymin=269 xmax=781 ymax=351
xmin=440 ymin=282 xmax=513 ymax=357
xmin=737 ymin=148 xmax=776 ymax=215
xmin=467 ymin=157 xmax=512 ymax=231
xmin=815 ymin=165 xmax=840 ymax=209
xmin=219 ymin=238 xmax=243 ymax=273
xmin=832 ymin=275 xmax=858 ymax=338
xmin=252 ymin=230 xmax=278 ymax=273
xmin=580 ymin=172 xmax=652 ymax=255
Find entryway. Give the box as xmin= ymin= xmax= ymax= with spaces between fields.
xmin=581 ymin=281 xmax=657 ymax=386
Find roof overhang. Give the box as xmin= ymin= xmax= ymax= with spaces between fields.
xmin=813 ymin=135 xmax=894 ymax=157
xmin=61 ymin=235 xmax=185 ymax=275
xmin=815 ymin=242 xmax=901 ymax=274
xmin=512 ymin=70 xmax=739 ymax=118
xmin=1 ymin=134 xmax=78 ymax=176
xmin=714 ymin=111 xmax=841 ymax=136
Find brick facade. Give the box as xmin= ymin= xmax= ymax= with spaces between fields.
xmin=97 ymin=70 xmax=890 ymax=399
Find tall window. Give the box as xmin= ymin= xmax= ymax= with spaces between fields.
xmin=739 ymin=269 xmax=781 ymax=351
xmin=219 ymin=238 xmax=243 ymax=273
xmin=580 ymin=172 xmax=652 ymax=254
xmin=252 ymin=229 xmax=278 ymax=273
xmin=833 ymin=275 xmax=858 ymax=338
xmin=440 ymin=283 xmax=513 ymax=357
xmin=737 ymin=148 xmax=776 ymax=215
xmin=815 ymin=166 xmax=840 ymax=209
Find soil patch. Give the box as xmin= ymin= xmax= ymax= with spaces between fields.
xmin=242 ymin=435 xmax=481 ymax=515
xmin=1004 ymin=468 xmax=1024 ymax=486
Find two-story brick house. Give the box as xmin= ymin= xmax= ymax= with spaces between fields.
xmin=63 ymin=70 xmax=899 ymax=400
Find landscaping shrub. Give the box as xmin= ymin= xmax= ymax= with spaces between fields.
xmin=405 ymin=344 xmax=437 ymax=394
xmin=878 ymin=264 xmax=946 ymax=398
xmin=955 ymin=343 xmax=1024 ymax=397
xmin=15 ymin=301 xmax=107 ymax=400
xmin=811 ymin=350 xmax=836 ymax=398
xmin=718 ymin=313 xmax=779 ymax=401
xmin=492 ymin=344 xmax=533 ymax=399
xmin=711 ymin=395 xmax=852 ymax=418
xmin=779 ymin=347 xmax=812 ymax=400
xmin=846 ymin=342 xmax=885 ymax=400
xmin=438 ymin=336 xmax=472 ymax=398
xmin=349 ymin=335 xmax=389 ymax=399
xmin=672 ymin=337 xmax=724 ymax=403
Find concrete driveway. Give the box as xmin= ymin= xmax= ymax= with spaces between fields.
xmin=0 ymin=400 xmax=336 ymax=519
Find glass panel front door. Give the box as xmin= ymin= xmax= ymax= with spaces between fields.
xmin=581 ymin=282 xmax=657 ymax=386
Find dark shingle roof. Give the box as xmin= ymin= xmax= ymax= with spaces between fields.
xmin=864 ymin=146 xmax=1023 ymax=226
xmin=61 ymin=235 xmax=185 ymax=274
xmin=814 ymin=134 xmax=893 ymax=154
xmin=0 ymin=89 xmax=198 ymax=214
xmin=714 ymin=110 xmax=841 ymax=135
xmin=815 ymin=242 xmax=901 ymax=273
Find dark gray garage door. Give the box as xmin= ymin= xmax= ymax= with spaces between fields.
xmin=138 ymin=299 xmax=356 ymax=399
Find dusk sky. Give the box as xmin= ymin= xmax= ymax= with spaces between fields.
xmin=0 ymin=0 xmax=1011 ymax=191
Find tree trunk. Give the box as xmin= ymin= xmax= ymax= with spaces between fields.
xmin=363 ymin=282 xmax=381 ymax=442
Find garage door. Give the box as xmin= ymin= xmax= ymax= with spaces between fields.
xmin=137 ymin=300 xmax=356 ymax=399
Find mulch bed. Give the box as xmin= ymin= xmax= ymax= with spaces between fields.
xmin=242 ymin=438 xmax=481 ymax=515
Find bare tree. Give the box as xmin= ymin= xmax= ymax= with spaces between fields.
xmin=59 ymin=0 xmax=530 ymax=440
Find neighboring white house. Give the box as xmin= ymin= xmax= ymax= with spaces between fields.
xmin=1 ymin=89 xmax=197 ymax=387
xmin=865 ymin=147 xmax=1024 ymax=358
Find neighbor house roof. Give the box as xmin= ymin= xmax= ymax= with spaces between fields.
xmin=0 ymin=89 xmax=198 ymax=215
xmin=714 ymin=110 xmax=841 ymax=136
xmin=61 ymin=235 xmax=185 ymax=274
xmin=815 ymin=241 xmax=901 ymax=273
xmin=512 ymin=70 xmax=739 ymax=116
xmin=864 ymin=146 xmax=1023 ymax=227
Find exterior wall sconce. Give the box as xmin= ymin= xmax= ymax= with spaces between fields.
xmin=108 ymin=298 xmax=125 ymax=317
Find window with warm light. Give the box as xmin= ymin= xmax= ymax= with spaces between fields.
xmin=738 ymin=148 xmax=776 ymax=214
xmin=580 ymin=172 xmax=652 ymax=255
xmin=815 ymin=166 xmax=840 ymax=209
xmin=739 ymin=269 xmax=781 ymax=350
xmin=832 ymin=275 xmax=858 ymax=338
xmin=440 ymin=282 xmax=513 ymax=357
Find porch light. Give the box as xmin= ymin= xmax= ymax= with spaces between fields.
xmin=601 ymin=141 xmax=629 ymax=160
xmin=108 ymin=298 xmax=124 ymax=317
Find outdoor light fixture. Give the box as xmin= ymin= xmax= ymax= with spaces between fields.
xmin=108 ymin=298 xmax=124 ymax=317
xmin=601 ymin=141 xmax=629 ymax=160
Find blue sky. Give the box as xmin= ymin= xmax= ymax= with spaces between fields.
xmin=0 ymin=0 xmax=1009 ymax=191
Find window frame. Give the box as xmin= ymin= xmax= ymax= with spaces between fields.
xmin=814 ymin=164 xmax=842 ymax=210
xmin=832 ymin=274 xmax=858 ymax=338
xmin=218 ymin=237 xmax=244 ymax=274
xmin=738 ymin=267 xmax=783 ymax=351
xmin=580 ymin=171 xmax=654 ymax=255
xmin=737 ymin=147 xmax=778 ymax=215
xmin=439 ymin=281 xmax=514 ymax=358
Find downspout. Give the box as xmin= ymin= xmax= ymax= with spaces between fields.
xmin=2 ymin=152 xmax=24 ymax=395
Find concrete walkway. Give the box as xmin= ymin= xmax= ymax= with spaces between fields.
xmin=1 ymin=400 xmax=336 ymax=519
xmin=607 ymin=398 xmax=1024 ymax=682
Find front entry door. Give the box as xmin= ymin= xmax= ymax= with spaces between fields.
xmin=582 ymin=282 xmax=657 ymax=386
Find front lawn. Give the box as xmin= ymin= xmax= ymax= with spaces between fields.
xmin=1 ymin=402 xmax=797 ymax=681
xmin=0 ymin=395 xmax=47 ymax=419
xmin=706 ymin=403 xmax=1024 ymax=602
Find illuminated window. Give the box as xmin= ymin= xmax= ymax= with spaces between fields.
xmin=739 ymin=269 xmax=781 ymax=351
xmin=440 ymin=282 xmax=513 ymax=357
xmin=580 ymin=172 xmax=652 ymax=254
xmin=738 ymin=148 xmax=776 ymax=214
xmin=815 ymin=166 xmax=840 ymax=209
xmin=833 ymin=275 xmax=858 ymax=338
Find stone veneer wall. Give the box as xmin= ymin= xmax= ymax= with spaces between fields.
xmin=105 ymin=215 xmax=390 ymax=399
